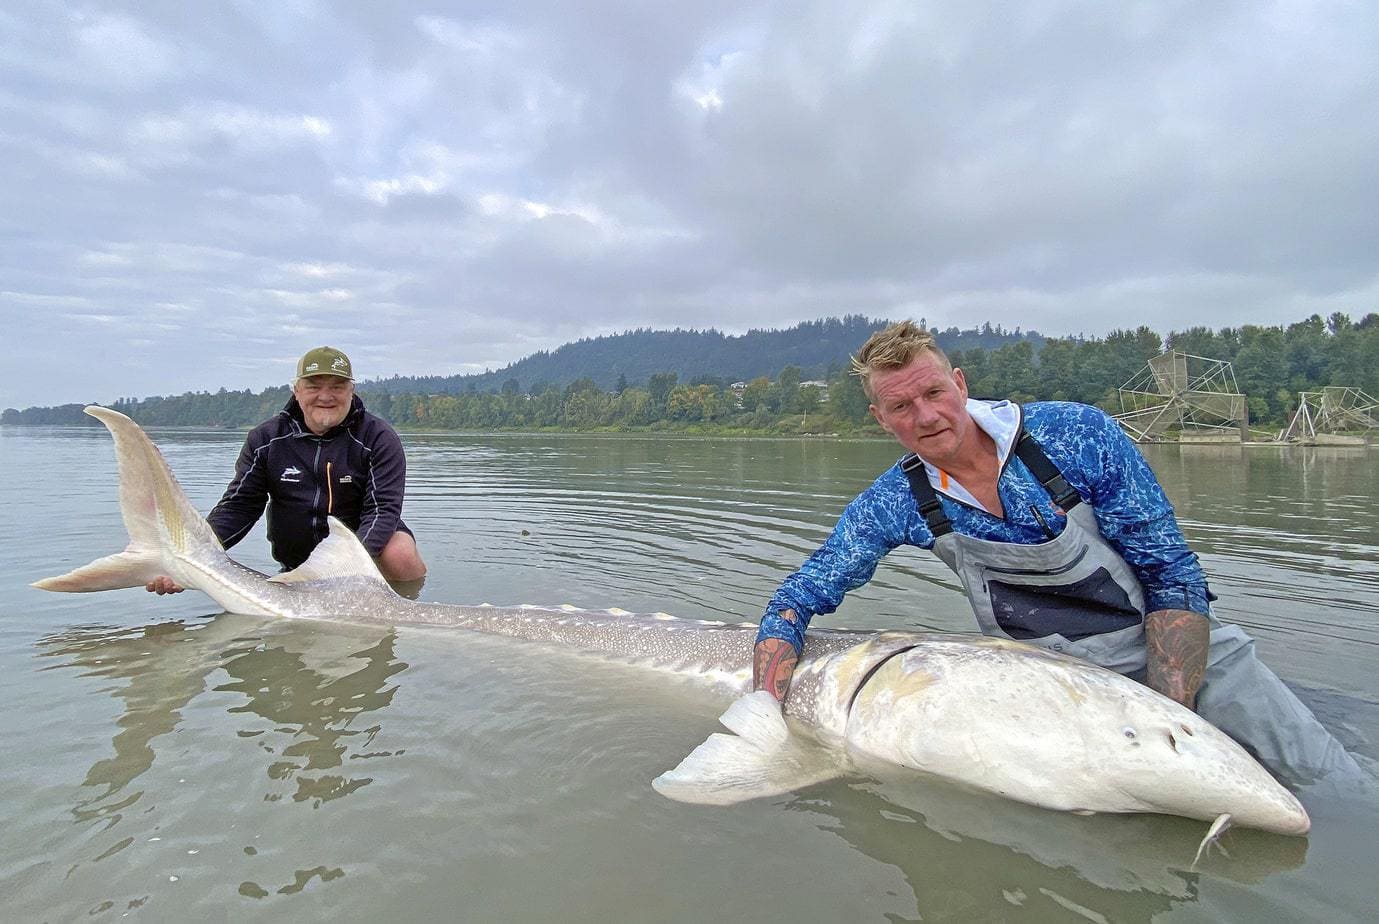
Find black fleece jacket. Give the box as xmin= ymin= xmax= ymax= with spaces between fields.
xmin=207 ymin=394 xmax=412 ymax=570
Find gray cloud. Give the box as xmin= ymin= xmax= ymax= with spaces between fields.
xmin=2 ymin=0 xmax=1377 ymax=409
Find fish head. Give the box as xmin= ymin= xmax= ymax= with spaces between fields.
xmin=1085 ymin=686 xmax=1311 ymax=835
xmin=839 ymin=639 xmax=1310 ymax=836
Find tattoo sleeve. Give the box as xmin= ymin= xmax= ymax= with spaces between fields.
xmin=1144 ymin=609 xmax=1210 ymax=711
xmin=753 ymin=611 xmax=800 ymax=702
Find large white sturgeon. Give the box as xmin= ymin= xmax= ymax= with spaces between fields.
xmin=35 ymin=406 xmax=1309 ymax=845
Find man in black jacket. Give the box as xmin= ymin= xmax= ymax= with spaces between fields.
xmin=147 ymin=346 xmax=426 ymax=591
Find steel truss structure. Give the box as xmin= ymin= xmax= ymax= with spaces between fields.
xmin=1114 ymin=351 xmax=1247 ymax=442
xmin=1281 ymin=387 xmax=1379 ymax=441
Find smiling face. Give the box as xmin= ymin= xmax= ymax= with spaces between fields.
xmin=293 ymin=374 xmax=354 ymax=435
xmin=867 ymin=351 xmax=974 ymax=470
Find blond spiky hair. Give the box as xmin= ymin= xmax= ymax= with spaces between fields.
xmin=849 ymin=321 xmax=951 ymax=398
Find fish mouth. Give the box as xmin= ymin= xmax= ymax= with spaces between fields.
xmin=1114 ymin=781 xmax=1311 ymax=836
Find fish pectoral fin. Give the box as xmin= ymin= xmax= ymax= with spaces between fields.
xmin=652 ymin=693 xmax=841 ymax=806
xmin=1192 ymin=813 xmax=1233 ymax=869
xmin=269 ymin=518 xmax=387 ymax=585
xmin=718 ymin=690 xmax=789 ymax=746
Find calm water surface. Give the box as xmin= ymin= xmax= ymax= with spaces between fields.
xmin=1 ymin=427 xmax=1375 ymax=922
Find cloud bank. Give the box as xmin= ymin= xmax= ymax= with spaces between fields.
xmin=2 ymin=1 xmax=1376 ymax=408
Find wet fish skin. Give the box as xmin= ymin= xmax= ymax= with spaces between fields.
xmin=33 ymin=406 xmax=1310 ymax=837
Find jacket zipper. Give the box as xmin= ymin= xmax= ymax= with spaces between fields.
xmin=327 ymin=461 xmax=334 ymax=514
xmin=311 ymin=442 xmax=324 ymax=537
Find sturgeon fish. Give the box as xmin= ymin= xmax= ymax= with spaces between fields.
xmin=35 ymin=406 xmax=1309 ymax=844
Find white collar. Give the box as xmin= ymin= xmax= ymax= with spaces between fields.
xmin=912 ymin=399 xmax=1019 ymax=513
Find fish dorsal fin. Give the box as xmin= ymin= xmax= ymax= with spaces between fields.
xmin=269 ymin=517 xmax=387 ymax=585
xmin=652 ymin=691 xmax=842 ymax=805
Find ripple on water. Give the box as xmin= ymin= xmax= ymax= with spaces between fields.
xmin=5 ymin=431 xmax=1378 ymax=921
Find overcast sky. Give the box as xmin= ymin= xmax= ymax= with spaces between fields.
xmin=3 ymin=1 xmax=1377 ymax=410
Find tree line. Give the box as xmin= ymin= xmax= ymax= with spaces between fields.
xmin=5 ymin=312 xmax=1376 ymax=434
xmin=360 ymin=314 xmax=1037 ymax=395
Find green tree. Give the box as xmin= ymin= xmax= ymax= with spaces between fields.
xmin=562 ymin=387 xmax=608 ymax=428
xmin=1234 ymin=327 xmax=1289 ymax=423
xmin=768 ymin=365 xmax=802 ymax=413
xmin=1283 ymin=315 xmax=1329 ymax=393
xmin=985 ymin=341 xmax=1037 ymax=401
xmin=1033 ymin=338 xmax=1078 ymax=402
xmin=740 ymin=377 xmax=771 ymax=412
xmin=827 ymin=371 xmax=870 ymax=425
xmin=610 ymin=388 xmax=654 ymax=426
xmin=648 ymin=372 xmax=678 ymax=414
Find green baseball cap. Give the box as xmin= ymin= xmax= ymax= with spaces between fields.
xmin=296 ymin=346 xmax=354 ymax=381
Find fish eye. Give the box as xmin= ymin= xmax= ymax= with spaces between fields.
xmin=1122 ymin=727 xmax=1136 ymax=739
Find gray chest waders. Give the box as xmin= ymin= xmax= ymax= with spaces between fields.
xmin=902 ymin=427 xmax=1364 ymax=787
xmin=902 ymin=429 xmax=1161 ymax=672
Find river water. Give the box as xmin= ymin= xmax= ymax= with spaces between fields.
xmin=1 ymin=426 xmax=1375 ymax=922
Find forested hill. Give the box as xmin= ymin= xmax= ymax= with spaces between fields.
xmin=2 ymin=314 xmax=1039 ymax=427
xmin=364 ymin=315 xmax=1040 ymax=395
xmin=6 ymin=312 xmax=1376 ymax=431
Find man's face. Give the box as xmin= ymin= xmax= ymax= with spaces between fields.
xmin=868 ymin=352 xmax=974 ymax=469
xmin=293 ymin=375 xmax=353 ymax=435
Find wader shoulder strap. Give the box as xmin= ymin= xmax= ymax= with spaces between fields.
xmin=899 ymin=454 xmax=953 ymax=537
xmin=899 ymin=427 xmax=1082 ymax=534
xmin=1013 ymin=430 xmax=1083 ymax=511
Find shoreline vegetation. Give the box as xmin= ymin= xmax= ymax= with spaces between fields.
xmin=6 ymin=312 xmax=1377 ymax=438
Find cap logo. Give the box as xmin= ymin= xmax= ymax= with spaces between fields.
xmin=332 ymin=357 xmax=348 ymax=371
xmin=305 ymin=362 xmax=320 ymax=372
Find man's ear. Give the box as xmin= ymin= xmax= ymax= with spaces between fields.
xmin=952 ymin=367 xmax=968 ymax=401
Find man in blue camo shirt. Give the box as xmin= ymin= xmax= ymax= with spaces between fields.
xmin=753 ymin=320 xmax=1358 ymax=786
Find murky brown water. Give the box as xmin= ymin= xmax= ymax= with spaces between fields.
xmin=2 ymin=427 xmax=1375 ymax=921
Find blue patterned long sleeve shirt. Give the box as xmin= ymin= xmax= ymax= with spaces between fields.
xmin=758 ymin=401 xmax=1212 ymax=653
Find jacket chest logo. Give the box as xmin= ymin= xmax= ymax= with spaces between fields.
xmin=280 ymin=466 xmax=303 ymax=483
xmin=338 ymin=474 xmax=353 ymax=484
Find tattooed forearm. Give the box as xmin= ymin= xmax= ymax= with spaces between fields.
xmin=753 ymin=635 xmax=799 ymax=702
xmin=1144 ymin=609 xmax=1210 ymax=711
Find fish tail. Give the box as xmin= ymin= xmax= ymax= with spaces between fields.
xmin=32 ymin=406 xmax=222 ymax=593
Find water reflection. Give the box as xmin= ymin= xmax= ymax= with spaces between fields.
xmin=785 ymin=767 xmax=1308 ymax=922
xmin=215 ymin=627 xmax=406 ymax=808
xmin=1144 ymin=443 xmax=1379 ymax=563
xmin=12 ymin=429 xmax=1377 ymax=919
xmin=35 ymin=614 xmax=405 ymax=891
xmin=38 ymin=618 xmax=243 ymax=828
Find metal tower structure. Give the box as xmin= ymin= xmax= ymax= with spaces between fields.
xmin=1281 ymin=387 xmax=1379 ymax=442
xmin=1113 ymin=351 xmax=1248 ymax=442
